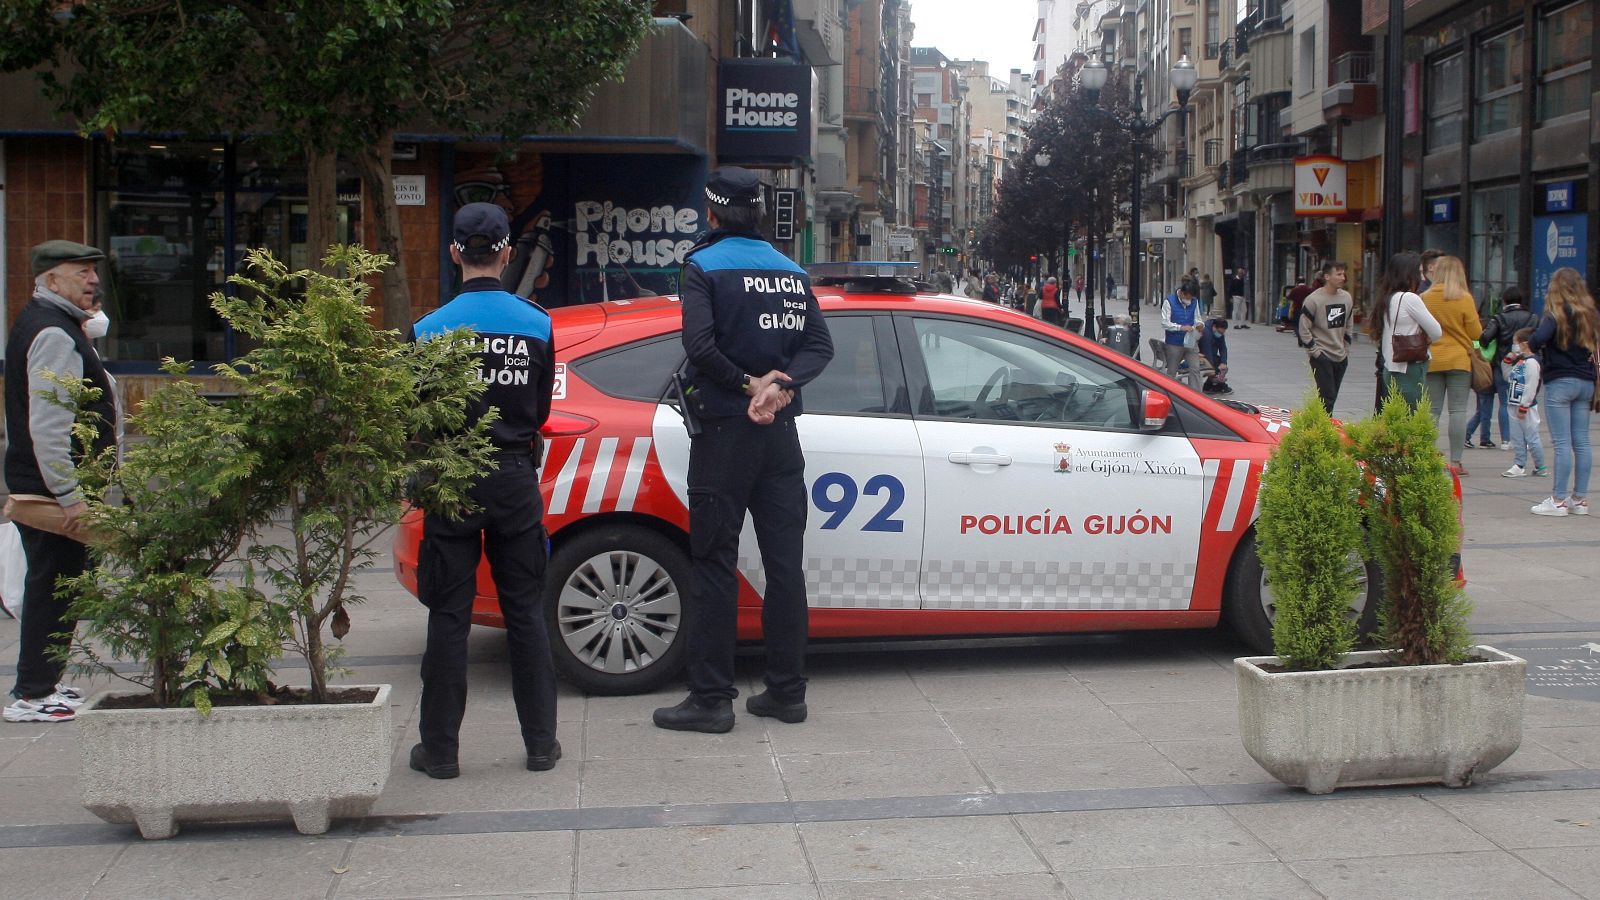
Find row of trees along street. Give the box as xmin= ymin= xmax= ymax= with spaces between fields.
xmin=0 ymin=0 xmax=655 ymax=330
xmin=981 ymin=62 xmax=1137 ymax=291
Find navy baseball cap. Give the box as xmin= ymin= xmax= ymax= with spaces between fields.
xmin=452 ymin=202 xmax=511 ymax=253
xmin=704 ymin=167 xmax=762 ymax=208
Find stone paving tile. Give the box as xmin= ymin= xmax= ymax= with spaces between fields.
xmin=1498 ymin=738 xmax=1593 ymax=774
xmin=0 ymin=845 xmax=123 ymax=898
xmin=1517 ymin=847 xmax=1600 ymax=900
xmin=334 ymin=831 xmax=574 ymax=898
xmin=967 ymin=741 xmax=1191 ymax=794
xmin=88 ymin=837 xmax=350 ymax=900
xmin=1108 ymin=699 xmax=1239 ymax=741
xmin=372 ymin=724 xmax=582 ymax=815
xmin=1290 ymin=850 xmax=1581 ymax=900
xmin=800 ymin=673 xmax=933 ymax=715
xmin=1427 ymin=789 xmax=1600 ymax=849
xmin=800 ymin=816 xmax=1046 ymax=882
xmin=895 ymin=646 xmax=1072 ymax=677
xmin=1151 ymin=739 xmax=1277 ymax=785
xmin=1528 ymin=726 xmax=1600 ymax=769
xmin=1524 ymin=695 xmax=1600 ymax=728
xmin=1075 ymin=666 xmax=1237 ymax=704
xmin=581 ymin=886 xmax=820 ymax=900
xmin=1059 ymin=645 xmax=1231 ymax=674
xmin=0 ymin=774 xmax=104 ymax=826
xmin=764 ymin=711 xmax=959 ymax=755
xmin=1015 ymin=806 xmax=1275 ymax=871
xmin=579 ymin=754 xmax=788 ymax=808
xmin=0 ymin=730 xmax=80 ymax=777
xmin=1228 ymin=796 xmax=1497 ymax=860
xmin=940 ymin=704 xmax=1142 ymax=748
xmin=575 ymin=823 xmax=810 ymax=893
xmin=1058 ymin=862 xmax=1321 ymax=900
xmin=582 ymin=717 xmax=775 ymax=760
xmin=820 ymin=872 xmax=1066 ymax=899
xmin=909 ymin=673 xmax=1094 ymax=710
xmin=776 ymin=749 xmax=990 ymax=802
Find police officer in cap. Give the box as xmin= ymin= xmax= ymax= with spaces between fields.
xmin=407 ymin=203 xmax=560 ymax=777
xmin=653 ymin=167 xmax=834 ymax=733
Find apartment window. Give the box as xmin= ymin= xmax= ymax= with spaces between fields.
xmin=1298 ymin=27 xmax=1316 ymax=96
xmin=1539 ymin=2 xmax=1592 ymax=122
xmin=1473 ymin=27 xmax=1524 ymax=140
xmin=1426 ymin=53 xmax=1464 ymax=148
xmin=1205 ymin=0 xmax=1220 ymax=57
xmin=1469 ymin=185 xmax=1520 ymax=305
xmin=1179 ymin=28 xmax=1193 ymax=62
xmin=916 ymin=93 xmax=932 ymax=107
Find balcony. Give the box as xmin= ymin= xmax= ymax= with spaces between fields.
xmin=792 ymin=0 xmax=842 ymax=65
xmin=1235 ymin=141 xmax=1301 ymax=197
xmin=1323 ymin=51 xmax=1379 ymax=121
xmin=1331 ymin=51 xmax=1374 ymax=85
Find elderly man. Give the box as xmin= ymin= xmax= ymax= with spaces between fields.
xmin=5 ymin=241 xmax=120 ymax=724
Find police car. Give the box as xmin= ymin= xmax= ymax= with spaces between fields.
xmin=394 ymin=262 xmax=1387 ymax=694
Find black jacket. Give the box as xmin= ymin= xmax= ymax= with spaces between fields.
xmin=1479 ymin=303 xmax=1538 ymax=359
xmin=4 ymin=295 xmax=117 ymax=501
xmin=1529 ymin=310 xmax=1599 ymax=385
xmin=680 ymin=230 xmax=833 ymax=419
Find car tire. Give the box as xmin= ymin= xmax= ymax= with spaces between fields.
xmin=545 ymin=525 xmax=694 ymax=695
xmin=1223 ymin=526 xmax=1383 ymax=654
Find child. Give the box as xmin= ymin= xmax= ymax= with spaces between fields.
xmin=1197 ymin=317 xmax=1232 ymax=393
xmin=1502 ymin=327 xmax=1547 ymax=478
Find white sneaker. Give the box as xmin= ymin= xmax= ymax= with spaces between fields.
xmin=1499 ymin=441 xmax=1512 ymax=451
xmin=1572 ymin=499 xmax=1590 ymax=516
xmin=1531 ymin=497 xmax=1570 ymax=517
xmin=4 ymin=696 xmax=76 ymax=723
xmin=1502 ymin=465 xmax=1527 ymax=478
xmin=52 ymin=685 xmax=87 ymax=708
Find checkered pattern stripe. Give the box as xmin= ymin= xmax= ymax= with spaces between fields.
xmin=921 ymin=559 xmax=1196 ymax=611
xmin=736 ymin=556 xmax=922 ymax=609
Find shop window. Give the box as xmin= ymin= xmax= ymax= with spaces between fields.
xmin=1538 ymin=2 xmax=1592 ymax=123
xmin=1425 ymin=53 xmax=1463 ymax=149
xmin=1473 ymin=27 xmax=1523 ymax=141
xmin=1468 ymin=185 xmax=1520 ymax=305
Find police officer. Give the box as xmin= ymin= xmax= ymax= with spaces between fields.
xmin=407 ymin=203 xmax=560 ymax=777
xmin=653 ymin=167 xmax=834 ymax=733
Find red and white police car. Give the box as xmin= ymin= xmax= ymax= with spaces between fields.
xmin=393 ymin=262 xmax=1383 ymax=694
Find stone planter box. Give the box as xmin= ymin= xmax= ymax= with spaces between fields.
xmin=77 ymin=684 xmax=392 ymax=839
xmin=1236 ymin=646 xmax=1525 ymax=794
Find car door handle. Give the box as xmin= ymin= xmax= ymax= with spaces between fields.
xmin=948 ymin=451 xmax=1012 ymax=466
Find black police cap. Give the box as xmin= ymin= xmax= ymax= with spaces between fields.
xmin=452 ymin=202 xmax=511 ymax=253
xmin=704 ymin=167 xmax=762 ymax=208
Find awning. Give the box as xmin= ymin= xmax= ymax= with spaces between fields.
xmin=1139 ymin=220 xmax=1186 ymax=240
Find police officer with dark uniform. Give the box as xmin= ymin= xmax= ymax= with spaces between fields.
xmin=653 ymin=167 xmax=834 ymax=733
xmin=407 ymin=203 xmax=560 ymax=777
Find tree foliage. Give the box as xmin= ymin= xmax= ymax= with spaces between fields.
xmin=1 ymin=0 xmax=654 ymax=326
xmin=1255 ymin=393 xmax=1366 ymax=670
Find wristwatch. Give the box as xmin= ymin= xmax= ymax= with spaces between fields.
xmin=740 ymin=373 xmax=753 ymax=395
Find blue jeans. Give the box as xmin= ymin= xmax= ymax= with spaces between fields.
xmin=1509 ymin=410 xmax=1545 ymax=471
xmin=1464 ymin=367 xmax=1510 ymax=444
xmin=1544 ymin=377 xmax=1595 ymax=500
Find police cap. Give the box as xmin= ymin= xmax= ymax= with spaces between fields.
xmin=704 ymin=167 xmax=762 ymax=208
xmin=452 ymin=202 xmax=511 ymax=253
xmin=31 ymin=240 xmax=105 ymax=276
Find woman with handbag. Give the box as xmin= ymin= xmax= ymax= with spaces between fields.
xmin=1369 ymin=251 xmax=1441 ymax=412
xmin=1527 ymin=267 xmax=1598 ymax=517
xmin=1420 ymin=256 xmax=1482 ymax=476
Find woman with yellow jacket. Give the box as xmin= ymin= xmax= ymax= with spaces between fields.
xmin=1421 ymin=256 xmax=1482 ymax=475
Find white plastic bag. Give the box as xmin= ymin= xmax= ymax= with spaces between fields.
xmin=0 ymin=521 xmax=25 ymax=619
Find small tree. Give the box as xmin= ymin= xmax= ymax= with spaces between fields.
xmin=1346 ymin=393 xmax=1474 ymax=666
xmin=1255 ymin=393 xmax=1366 ymax=669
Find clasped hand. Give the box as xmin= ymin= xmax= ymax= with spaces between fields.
xmin=748 ymin=370 xmax=794 ymax=424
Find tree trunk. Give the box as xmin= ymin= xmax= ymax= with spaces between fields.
xmin=306 ymin=618 xmax=327 ymax=702
xmin=355 ymin=134 xmax=414 ymax=331
xmin=305 ymin=148 xmax=339 ymax=272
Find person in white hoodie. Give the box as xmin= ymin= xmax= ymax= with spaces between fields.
xmin=1368 ymin=251 xmax=1442 ymax=412
xmin=1502 ymin=327 xmax=1547 ymax=478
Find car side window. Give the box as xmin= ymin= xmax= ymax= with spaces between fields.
xmin=571 ymin=335 xmax=683 ymax=401
xmin=910 ymin=317 xmax=1138 ymax=429
xmin=802 ymin=316 xmax=890 ymax=415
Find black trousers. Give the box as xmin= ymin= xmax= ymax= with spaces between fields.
xmin=10 ymin=523 xmax=86 ymax=700
xmin=417 ymin=453 xmax=555 ymax=760
xmin=685 ymin=415 xmax=809 ymax=704
xmin=1310 ymin=354 xmax=1349 ymax=414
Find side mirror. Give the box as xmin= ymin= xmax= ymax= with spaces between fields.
xmin=1140 ymin=389 xmax=1172 ymax=431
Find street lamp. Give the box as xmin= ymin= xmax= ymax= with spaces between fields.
xmin=1082 ymin=55 xmax=1196 ymax=326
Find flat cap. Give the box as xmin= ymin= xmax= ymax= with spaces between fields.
xmin=704 ymin=167 xmax=762 ymax=208
xmin=452 ymin=202 xmax=511 ymax=253
xmin=31 ymin=240 xmax=105 ymax=276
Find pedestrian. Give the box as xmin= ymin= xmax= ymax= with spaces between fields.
xmin=406 ymin=202 xmax=561 ymax=778
xmin=935 ymin=267 xmax=955 ymax=294
xmin=1074 ymin=275 xmax=1085 ymax=302
xmin=1160 ymin=281 xmax=1202 ymax=391
xmin=1368 ymin=251 xmax=1441 ymax=412
xmin=1420 ymin=255 xmax=1480 ymax=477
xmin=1527 ymin=266 xmax=1597 ymax=516
xmin=1105 ymin=272 xmax=1116 ymax=301
xmin=1475 ymin=285 xmax=1537 ymax=449
xmin=982 ymin=273 xmax=1001 ymax=304
xmin=1104 ymin=313 xmax=1134 ymax=356
xmin=1023 ymin=283 xmax=1038 ymax=317
xmin=1295 ymin=260 xmax=1354 ymax=414
xmin=1280 ymin=277 xmax=1312 ymax=332
xmin=1198 ymin=317 xmax=1232 ymax=393
xmin=5 ymin=241 xmax=121 ymax=724
xmin=654 ymin=167 xmax=834 ymax=732
xmin=1502 ymin=327 xmax=1548 ymax=479
xmin=1227 ymin=268 xmax=1249 ymax=329
xmin=1419 ymin=248 xmax=1443 ymax=291
xmin=963 ymin=271 xmax=982 ymax=299
xmin=1040 ymin=276 xmax=1062 ymax=326
xmin=1199 ymin=274 xmax=1217 ymax=317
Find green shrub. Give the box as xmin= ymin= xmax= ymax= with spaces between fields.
xmin=1346 ymin=392 xmax=1473 ymax=666
xmin=1256 ymin=393 xmax=1365 ymax=670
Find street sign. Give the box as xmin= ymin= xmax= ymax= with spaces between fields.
xmin=773 ymin=189 xmax=797 ymax=241
xmin=888 ymin=230 xmax=915 ymax=252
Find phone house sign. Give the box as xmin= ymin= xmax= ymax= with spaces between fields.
xmin=717 ymin=59 xmax=813 ymax=165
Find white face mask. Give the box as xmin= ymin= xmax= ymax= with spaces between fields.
xmin=85 ymin=310 xmax=111 ymax=340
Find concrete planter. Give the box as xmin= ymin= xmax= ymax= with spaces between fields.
xmin=1236 ymin=647 xmax=1525 ymax=794
xmin=77 ymin=684 xmax=392 ymax=838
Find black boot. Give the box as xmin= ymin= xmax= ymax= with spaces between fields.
xmin=652 ymin=695 xmax=735 ymax=733
xmin=408 ymin=742 xmax=460 ymax=779
xmin=527 ymin=739 xmax=563 ymax=772
xmin=746 ymin=690 xmax=807 ymax=723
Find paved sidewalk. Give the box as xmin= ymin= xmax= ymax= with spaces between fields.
xmin=2 ymin=322 xmax=1598 ymax=899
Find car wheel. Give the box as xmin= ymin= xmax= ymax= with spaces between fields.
xmin=1223 ymin=527 xmax=1382 ymax=654
xmin=545 ymin=525 xmax=693 ymax=695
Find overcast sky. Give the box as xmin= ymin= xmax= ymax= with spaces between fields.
xmin=906 ymin=0 xmax=1039 ymax=76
